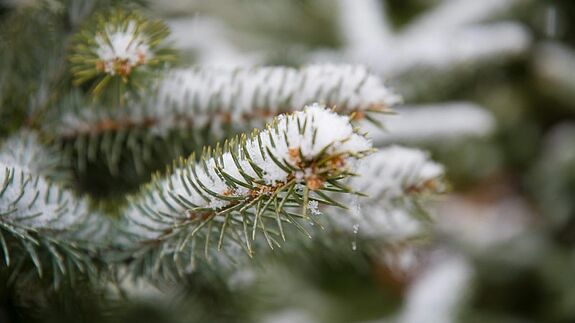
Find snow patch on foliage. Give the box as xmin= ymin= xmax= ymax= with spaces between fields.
xmin=57 ymin=65 xmax=400 ymax=140
xmin=95 ymin=21 xmax=152 ymax=75
xmin=332 ymin=146 xmax=444 ymax=240
xmin=125 ymin=104 xmax=371 ymax=239
xmin=0 ymin=131 xmax=58 ymax=176
xmin=351 ymin=146 xmax=444 ymax=201
xmin=0 ymin=162 xmax=87 ymax=230
xmin=398 ymin=255 xmax=472 ymax=323
xmin=151 ymin=64 xmax=400 ymax=131
xmin=331 ymin=0 xmax=531 ymax=77
xmin=365 ymin=103 xmax=496 ymax=144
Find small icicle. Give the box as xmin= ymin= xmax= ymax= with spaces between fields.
xmin=349 ymin=195 xmax=361 ymax=219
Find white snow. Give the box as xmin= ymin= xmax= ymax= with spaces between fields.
xmin=0 ymin=162 xmax=87 ymax=230
xmin=319 ymin=0 xmax=532 ymax=78
xmin=0 ymin=131 xmax=57 ymax=176
xmin=307 ymin=200 xmax=321 ymax=216
xmin=397 ymin=254 xmax=472 ymax=323
xmin=95 ymin=21 xmax=152 ymax=75
xmin=331 ymin=147 xmax=444 ymax=240
xmin=337 ymin=0 xmax=391 ymax=55
xmin=351 ymin=146 xmax=444 ymax=202
xmin=364 ymin=103 xmax=496 ymax=144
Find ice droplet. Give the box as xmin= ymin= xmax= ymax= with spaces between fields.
xmin=347 ymin=195 xmax=361 ymax=251
xmin=351 ymin=223 xmax=360 ymax=251
xmin=350 ymin=195 xmax=361 ymax=219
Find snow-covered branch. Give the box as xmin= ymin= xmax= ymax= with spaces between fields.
xmin=350 ymin=146 xmax=445 ymax=202
xmin=364 ymin=103 xmax=496 ymax=145
xmin=121 ymin=105 xmax=372 ymax=275
xmin=0 ymin=161 xmax=98 ymax=279
xmin=69 ymin=10 xmax=175 ymax=96
xmin=403 ymin=0 xmax=524 ymax=36
xmin=331 ymin=146 xmax=445 ymax=241
xmin=329 ymin=0 xmax=532 ymax=88
xmin=0 ymin=133 xmax=112 ymax=280
xmin=52 ymin=65 xmax=398 ymax=176
xmin=58 ymin=64 xmax=400 ymax=138
xmin=0 ymin=132 xmax=62 ymax=180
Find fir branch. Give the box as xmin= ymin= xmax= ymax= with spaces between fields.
xmin=49 ymin=64 xmax=399 ymax=191
xmin=0 ymin=131 xmax=71 ymax=184
xmin=336 ymin=0 xmax=530 ymax=77
xmin=120 ymin=104 xmax=372 ymax=277
xmin=350 ymin=146 xmax=445 ymax=202
xmin=364 ymin=103 xmax=496 ymax=145
xmin=58 ymin=64 xmax=400 ymax=138
xmin=69 ymin=9 xmax=175 ymax=100
xmin=0 ymin=161 xmax=102 ymax=283
xmin=332 ymin=0 xmax=530 ymax=100
xmin=331 ymin=146 xmax=445 ymax=241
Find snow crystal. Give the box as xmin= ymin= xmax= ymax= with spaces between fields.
xmin=307 ymin=200 xmax=321 ymax=216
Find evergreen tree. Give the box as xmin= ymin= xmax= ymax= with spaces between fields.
xmin=2 ymin=1 xmax=575 ymax=323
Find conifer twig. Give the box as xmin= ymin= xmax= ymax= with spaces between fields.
xmin=121 ymin=104 xmax=373 ymax=276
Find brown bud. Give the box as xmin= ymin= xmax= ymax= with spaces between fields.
xmin=306 ymin=174 xmax=324 ymax=191
xmin=405 ymin=179 xmax=440 ymax=194
xmin=220 ymin=112 xmax=232 ymax=123
xmin=328 ymin=155 xmax=346 ymax=169
xmin=288 ymin=147 xmax=301 ymax=163
xmin=351 ymin=110 xmax=365 ymax=121
xmin=117 ymin=60 xmax=132 ymax=77
xmin=136 ymin=51 xmax=147 ymax=65
xmin=95 ymin=60 xmax=105 ymax=72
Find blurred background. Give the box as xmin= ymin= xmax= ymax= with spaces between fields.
xmin=2 ymin=0 xmax=575 ymax=322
